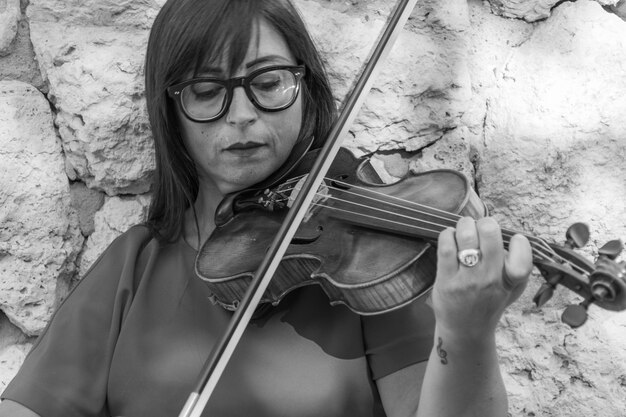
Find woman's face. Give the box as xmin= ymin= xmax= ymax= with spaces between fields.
xmin=176 ymin=19 xmax=303 ymax=196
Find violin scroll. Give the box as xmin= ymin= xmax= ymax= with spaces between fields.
xmin=531 ymin=222 xmax=626 ymax=328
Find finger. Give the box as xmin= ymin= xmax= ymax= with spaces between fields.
xmin=503 ymin=233 xmax=533 ymax=290
xmin=476 ymin=217 xmax=503 ymax=264
xmin=455 ymin=216 xmax=479 ymax=250
xmin=437 ymin=227 xmax=459 ymax=279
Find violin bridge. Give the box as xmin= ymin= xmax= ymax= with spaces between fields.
xmin=286 ymin=174 xmax=330 ymax=222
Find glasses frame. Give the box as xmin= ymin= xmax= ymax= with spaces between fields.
xmin=167 ymin=65 xmax=306 ymax=123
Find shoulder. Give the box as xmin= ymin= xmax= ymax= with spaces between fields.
xmin=82 ymin=224 xmax=158 ymax=280
xmin=53 ymin=224 xmax=163 ymax=320
xmin=105 ymin=224 xmax=155 ymax=254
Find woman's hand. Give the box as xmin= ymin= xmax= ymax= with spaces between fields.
xmin=432 ymin=216 xmax=533 ymax=341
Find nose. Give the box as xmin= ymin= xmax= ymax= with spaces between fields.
xmin=225 ymin=86 xmax=258 ymax=127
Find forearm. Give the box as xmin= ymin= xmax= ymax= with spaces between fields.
xmin=415 ymin=326 xmax=507 ymax=417
xmin=0 ymin=400 xmax=41 ymax=417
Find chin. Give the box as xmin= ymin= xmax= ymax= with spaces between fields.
xmin=213 ymin=159 xmax=284 ymax=195
xmin=219 ymin=174 xmax=266 ymax=195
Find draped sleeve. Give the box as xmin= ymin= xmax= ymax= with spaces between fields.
xmin=1 ymin=225 xmax=154 ymax=417
xmin=362 ymin=293 xmax=435 ymax=380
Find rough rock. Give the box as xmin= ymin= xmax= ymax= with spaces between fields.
xmin=26 ymin=0 xmax=165 ymax=30
xmin=298 ymin=0 xmax=471 ymax=155
xmin=0 ymin=343 xmax=32 ymax=392
xmin=0 ymin=313 xmax=32 ymax=392
xmin=485 ymin=0 xmax=622 ymax=22
xmin=78 ymin=194 xmax=151 ymax=277
xmin=369 ymin=126 xmax=476 ymax=193
xmin=485 ymin=0 xmax=561 ymax=22
xmin=479 ymin=0 xmax=626 ymax=243
xmin=472 ymin=1 xmax=626 ymax=414
xmin=463 ymin=0 xmax=534 ymax=147
xmin=69 ymin=181 xmax=106 ymax=237
xmin=499 ymin=303 xmax=626 ymax=417
xmin=609 ymin=0 xmax=626 ymax=19
xmin=0 ymin=14 xmax=46 ymax=90
xmin=0 ymin=80 xmax=83 ymax=335
xmin=0 ymin=0 xmax=20 ymax=56
xmin=26 ymin=17 xmax=154 ymax=195
xmin=408 ymin=126 xmax=476 ymax=180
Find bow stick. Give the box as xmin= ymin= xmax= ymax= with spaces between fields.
xmin=178 ymin=0 xmax=420 ymax=415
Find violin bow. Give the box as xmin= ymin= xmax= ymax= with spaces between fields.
xmin=178 ymin=0 xmax=420 ymax=415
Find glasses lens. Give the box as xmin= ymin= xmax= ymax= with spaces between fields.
xmin=181 ymin=81 xmax=227 ymax=120
xmin=249 ymin=69 xmax=298 ymax=110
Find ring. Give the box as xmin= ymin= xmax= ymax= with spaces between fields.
xmin=457 ymin=248 xmax=481 ymax=267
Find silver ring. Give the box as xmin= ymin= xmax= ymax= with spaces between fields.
xmin=457 ymin=248 xmax=481 ymax=267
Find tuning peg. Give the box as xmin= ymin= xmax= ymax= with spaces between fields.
xmin=598 ymin=239 xmax=623 ymax=260
xmin=533 ymin=283 xmax=555 ymax=307
xmin=561 ymin=302 xmax=589 ymax=328
xmin=565 ymin=223 xmax=590 ymax=249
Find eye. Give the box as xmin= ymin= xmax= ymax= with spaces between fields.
xmin=251 ymin=72 xmax=284 ymax=92
xmin=189 ymin=82 xmax=225 ymax=100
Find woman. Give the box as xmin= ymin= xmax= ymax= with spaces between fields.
xmin=0 ymin=0 xmax=533 ymax=416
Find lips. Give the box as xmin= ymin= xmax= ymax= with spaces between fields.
xmin=225 ymin=141 xmax=265 ymax=151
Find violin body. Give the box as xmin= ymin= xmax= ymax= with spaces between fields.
xmin=196 ymin=148 xmax=486 ymax=314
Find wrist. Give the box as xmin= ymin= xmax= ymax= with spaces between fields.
xmin=434 ymin=323 xmax=497 ymax=351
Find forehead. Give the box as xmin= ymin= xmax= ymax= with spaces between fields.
xmin=204 ymin=18 xmax=296 ymax=74
xmin=250 ymin=19 xmax=295 ymax=62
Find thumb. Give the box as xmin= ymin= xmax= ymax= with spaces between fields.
xmin=502 ymin=233 xmax=533 ymax=291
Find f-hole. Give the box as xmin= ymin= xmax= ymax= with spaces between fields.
xmin=291 ymin=225 xmax=323 ymax=245
xmin=331 ymin=174 xmax=351 ymax=190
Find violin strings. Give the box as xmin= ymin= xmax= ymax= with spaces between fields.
xmin=302 ymin=196 xmax=557 ymax=264
xmin=276 ymin=180 xmax=560 ymax=264
xmin=323 ymin=180 xmax=580 ymax=269
xmin=324 ymin=179 xmax=571 ymax=260
xmin=277 ymin=179 xmax=548 ymax=257
xmin=277 ymin=173 xmax=459 ymax=222
xmin=326 ymin=181 xmax=590 ymax=277
xmin=302 ymin=199 xmax=589 ymax=277
xmin=278 ymin=178 xmax=532 ymax=244
xmin=282 ymin=176 xmax=561 ymax=261
xmin=271 ymin=178 xmax=589 ymax=276
xmin=279 ymin=176 xmax=462 ymax=226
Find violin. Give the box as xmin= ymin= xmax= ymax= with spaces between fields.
xmin=197 ymin=146 xmax=485 ymax=315
xmin=196 ymin=146 xmax=626 ymax=324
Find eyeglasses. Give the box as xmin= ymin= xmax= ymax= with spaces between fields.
xmin=167 ymin=65 xmax=306 ymax=123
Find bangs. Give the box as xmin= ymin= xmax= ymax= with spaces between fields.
xmin=174 ymin=0 xmax=262 ymax=80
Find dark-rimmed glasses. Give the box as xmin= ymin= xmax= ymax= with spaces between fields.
xmin=167 ymin=65 xmax=306 ymax=123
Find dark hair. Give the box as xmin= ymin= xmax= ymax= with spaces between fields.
xmin=144 ymin=0 xmax=335 ymax=242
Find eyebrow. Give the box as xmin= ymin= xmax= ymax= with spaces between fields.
xmin=197 ymin=55 xmax=293 ymax=75
xmin=244 ymin=55 xmax=293 ymax=68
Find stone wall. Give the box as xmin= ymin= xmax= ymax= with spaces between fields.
xmin=1 ymin=0 xmax=625 ymax=415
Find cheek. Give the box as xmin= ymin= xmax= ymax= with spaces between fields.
xmin=179 ymin=123 xmax=219 ymax=167
xmin=277 ymin=98 xmax=304 ymax=149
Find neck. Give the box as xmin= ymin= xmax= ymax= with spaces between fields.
xmin=184 ymin=181 xmax=224 ymax=250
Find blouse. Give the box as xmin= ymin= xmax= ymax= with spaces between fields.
xmin=2 ymin=225 xmax=435 ymax=417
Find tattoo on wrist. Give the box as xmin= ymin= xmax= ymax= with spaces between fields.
xmin=436 ymin=337 xmax=448 ymax=365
